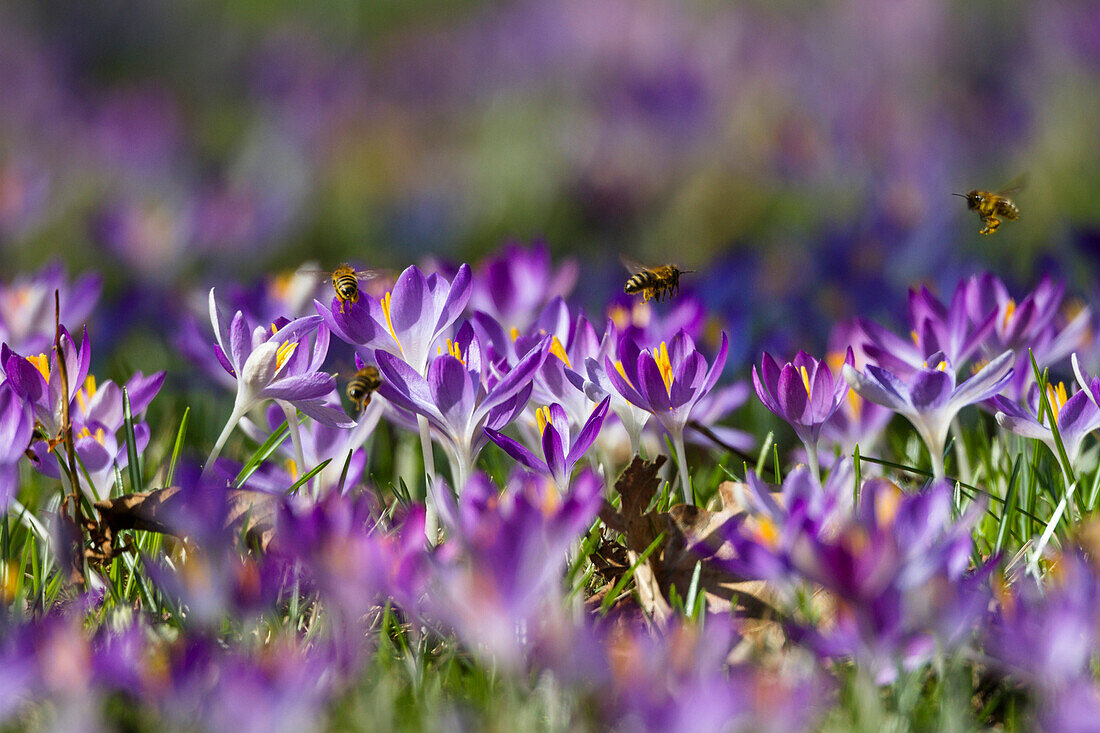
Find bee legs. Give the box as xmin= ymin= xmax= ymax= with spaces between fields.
xmin=979 ymin=216 xmax=1001 ymax=235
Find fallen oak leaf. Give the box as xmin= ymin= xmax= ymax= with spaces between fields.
xmin=94 ymin=486 xmax=280 ymax=552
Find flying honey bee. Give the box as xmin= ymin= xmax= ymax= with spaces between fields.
xmin=300 ymin=264 xmax=378 ymax=313
xmin=622 ymin=257 xmax=692 ymax=303
xmin=954 ymin=177 xmax=1024 ymax=235
xmin=346 ymin=366 xmax=382 ymax=413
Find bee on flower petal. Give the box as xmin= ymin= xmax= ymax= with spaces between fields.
xmin=302 ymin=264 xmax=379 ymax=313
xmin=346 ymin=366 xmax=382 ymax=413
xmin=955 ymin=176 xmax=1024 ymax=235
xmin=622 ymin=257 xmax=692 ymax=303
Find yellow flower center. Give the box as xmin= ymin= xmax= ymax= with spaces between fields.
xmin=752 ymin=516 xmax=780 ymax=549
xmin=1003 ymin=298 xmax=1016 ymax=331
xmin=381 ymin=291 xmax=404 ymax=355
xmin=608 ymin=305 xmax=631 ymax=331
xmin=875 ymin=482 xmax=903 ymax=528
xmin=270 ymin=272 xmax=294 ymax=301
xmin=275 ymin=340 xmax=298 ymax=371
xmin=549 ymin=335 xmax=571 ymax=368
xmin=509 ymin=327 xmax=520 ymax=341
xmin=285 ymin=458 xmax=299 ymax=481
xmin=27 ymin=353 xmax=50 ymax=382
xmin=1047 ymin=382 xmax=1068 ymax=421
xmin=75 ymin=375 xmax=97 ymax=413
xmin=654 ymin=341 xmax=674 ymax=395
xmin=921 ymin=359 xmax=947 ymax=371
xmin=76 ymin=426 xmax=106 ymax=445
xmin=799 ymin=365 xmax=812 ymax=398
xmin=540 ymin=478 xmax=561 ymax=514
xmin=846 ymin=390 xmax=863 ymax=418
xmin=536 ymin=405 xmax=553 ymax=436
xmin=447 ymin=339 xmax=465 ymax=365
xmin=910 ymin=330 xmax=920 ymax=346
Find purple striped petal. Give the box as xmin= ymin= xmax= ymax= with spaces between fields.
xmin=429 ymin=355 xmax=476 ymax=434
xmin=909 ymin=369 xmax=954 ymax=410
xmin=566 ymin=396 xmax=609 ymax=466
xmin=637 ymin=353 xmax=672 ymax=413
xmin=485 ymin=427 xmax=545 ymax=474
xmin=260 ymin=372 xmax=335 ymax=401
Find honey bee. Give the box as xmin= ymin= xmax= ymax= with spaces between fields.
xmin=346 ymin=366 xmax=382 ymax=413
xmin=955 ymin=178 xmax=1024 ymax=235
xmin=622 ymin=258 xmax=692 ymax=303
xmin=300 ymin=264 xmax=378 ymax=313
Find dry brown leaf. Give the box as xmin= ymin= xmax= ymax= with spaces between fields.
xmin=94 ymin=486 xmax=280 ymax=551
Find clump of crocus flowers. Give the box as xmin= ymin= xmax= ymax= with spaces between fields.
xmin=0 ymin=253 xmax=1098 ymax=731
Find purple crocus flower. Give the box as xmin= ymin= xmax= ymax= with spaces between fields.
xmin=787 ymin=479 xmax=989 ymax=684
xmin=2 ymin=327 xmax=90 ymax=439
xmin=0 ymin=381 xmax=33 ymax=507
xmin=604 ymin=329 xmax=728 ymax=503
xmin=984 ymin=549 xmax=1100 ymax=733
xmin=375 ymin=323 xmax=550 ymax=489
xmin=207 ymin=289 xmax=350 ymax=468
xmin=844 ymin=350 xmax=1014 ymax=479
xmin=28 ymin=370 xmax=164 ymax=501
xmin=319 ymin=263 xmax=472 ymax=376
xmin=992 ymin=381 xmax=1100 ymax=469
xmin=968 ymin=273 xmax=1092 ymax=398
xmin=753 ymin=349 xmax=852 ymax=478
xmin=427 ymin=469 xmax=602 ymax=669
xmin=486 ymin=396 xmax=610 ymax=490
xmin=858 ymin=280 xmax=996 ymax=378
xmin=467 ymin=240 xmax=578 ymax=334
xmin=0 ymin=263 xmax=102 ymax=354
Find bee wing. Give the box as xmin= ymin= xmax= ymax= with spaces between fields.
xmin=997 ymin=173 xmax=1027 ymax=196
xmin=353 ymin=269 xmax=380 ymax=280
xmin=620 ymin=254 xmax=649 ymax=274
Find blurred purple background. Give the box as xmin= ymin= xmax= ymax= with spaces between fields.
xmin=2 ymin=0 xmax=1099 ymax=354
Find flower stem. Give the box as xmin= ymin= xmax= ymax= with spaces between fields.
xmin=671 ymin=430 xmax=693 ymax=505
xmin=278 ymin=401 xmax=308 ymax=497
xmin=803 ymin=439 xmax=820 ymax=484
xmin=417 ymin=415 xmax=438 ymax=542
xmin=205 ymin=406 xmax=244 ymax=475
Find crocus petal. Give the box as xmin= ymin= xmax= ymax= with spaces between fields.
xmin=605 ymin=355 xmax=648 ymax=409
xmin=909 ymin=369 xmax=954 ymax=410
xmin=950 ymin=350 xmax=1014 ymax=406
xmin=542 ymin=420 xmax=567 ymax=485
xmin=485 ymin=427 xmax=545 ymax=474
xmin=566 ymin=396 xmax=610 ymax=466
xmin=429 ymin=355 xmax=476 ymax=436
xmin=637 ymin=353 xmax=672 ymax=413
xmin=259 ymin=372 xmax=336 ymax=402
xmin=994 ymin=411 xmax=1049 ymax=442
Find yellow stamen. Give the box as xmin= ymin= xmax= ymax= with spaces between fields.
xmin=536 ymin=406 xmax=553 ymax=436
xmin=654 ymin=342 xmax=674 ymax=395
xmin=381 ymin=291 xmax=404 ymax=355
xmin=76 ymin=426 xmax=106 ymax=444
xmin=614 ymin=360 xmax=632 ymax=385
xmin=936 ymin=361 xmax=947 ymax=371
xmin=509 ymin=327 xmax=520 ymax=342
xmin=549 ymin=336 xmax=571 ymax=368
xmin=910 ymin=330 xmax=919 ymax=346
xmin=826 ymin=351 xmax=846 ymax=372
xmin=27 ymin=353 xmax=50 ymax=382
xmin=1002 ymin=298 xmax=1016 ymax=331
xmin=271 ymin=323 xmax=279 ymax=336
xmin=275 ymin=341 xmax=298 ymax=371
xmin=1047 ymin=382 xmax=1068 ymax=421
xmin=75 ymin=375 xmax=97 ymax=413
xmin=447 ymin=339 xmax=465 ymax=365
xmin=286 ymin=459 xmax=299 ymax=481
xmin=799 ymin=365 xmax=812 ymax=397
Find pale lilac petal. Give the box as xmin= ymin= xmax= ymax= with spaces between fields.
xmin=260 ymin=372 xmax=335 ymax=401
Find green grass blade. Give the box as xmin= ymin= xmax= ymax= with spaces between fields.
xmin=285 ymin=459 xmax=333 ymax=496
xmin=234 ymin=421 xmax=290 ymax=487
xmin=165 ymin=407 xmax=190 ymax=487
xmin=122 ymin=387 xmax=143 ymax=493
